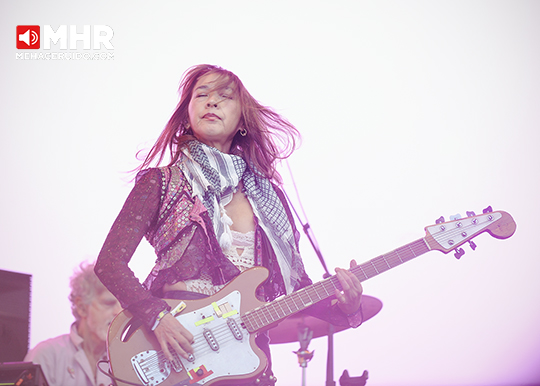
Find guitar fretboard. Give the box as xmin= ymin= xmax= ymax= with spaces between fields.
xmin=241 ymin=238 xmax=430 ymax=333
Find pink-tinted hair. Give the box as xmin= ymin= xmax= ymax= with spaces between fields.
xmin=138 ymin=64 xmax=300 ymax=183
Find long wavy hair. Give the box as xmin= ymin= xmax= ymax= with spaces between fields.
xmin=138 ymin=64 xmax=300 ymax=183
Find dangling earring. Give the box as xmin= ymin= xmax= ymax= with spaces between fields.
xmin=183 ymin=121 xmax=192 ymax=134
xmin=239 ymin=128 xmax=247 ymax=137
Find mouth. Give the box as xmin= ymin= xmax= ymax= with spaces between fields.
xmin=202 ymin=113 xmax=221 ymax=120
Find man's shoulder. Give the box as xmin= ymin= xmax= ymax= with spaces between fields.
xmin=25 ymin=333 xmax=73 ymax=359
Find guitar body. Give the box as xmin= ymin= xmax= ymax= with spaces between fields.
xmin=107 ymin=267 xmax=270 ymax=386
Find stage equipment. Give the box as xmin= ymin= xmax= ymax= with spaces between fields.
xmin=268 ymin=295 xmax=382 ymax=344
xmin=339 ymin=369 xmax=368 ymax=386
xmin=284 ymin=175 xmax=380 ymax=385
xmin=0 ymin=362 xmax=49 ymax=386
xmin=293 ymin=323 xmax=314 ymax=386
xmin=0 ymin=269 xmax=32 ymax=362
xmin=269 ymin=295 xmax=381 ymax=386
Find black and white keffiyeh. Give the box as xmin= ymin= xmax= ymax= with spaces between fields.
xmin=178 ymin=140 xmax=300 ymax=293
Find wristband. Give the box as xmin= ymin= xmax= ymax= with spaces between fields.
xmin=346 ymin=306 xmax=361 ymax=317
xmin=156 ymin=309 xmax=170 ymax=322
xmin=345 ymin=304 xmax=363 ymax=329
xmin=151 ymin=309 xmax=170 ymax=331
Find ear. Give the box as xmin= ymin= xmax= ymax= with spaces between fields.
xmin=74 ymin=296 xmax=88 ymax=319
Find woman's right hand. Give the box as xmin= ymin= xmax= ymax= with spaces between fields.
xmin=154 ymin=313 xmax=194 ymax=361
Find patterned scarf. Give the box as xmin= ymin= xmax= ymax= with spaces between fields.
xmin=178 ymin=140 xmax=300 ymax=294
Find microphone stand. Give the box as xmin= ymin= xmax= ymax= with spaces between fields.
xmin=284 ymin=161 xmax=332 ymax=278
xmin=325 ymin=323 xmax=336 ymax=386
xmin=283 ymin=188 xmax=337 ymax=386
xmin=284 ymin=163 xmax=371 ymax=386
xmin=294 ymin=324 xmax=314 ymax=386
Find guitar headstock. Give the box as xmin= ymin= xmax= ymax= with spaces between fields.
xmin=424 ymin=207 xmax=516 ymax=258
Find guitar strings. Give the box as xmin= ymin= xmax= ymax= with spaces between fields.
xmin=137 ymin=315 xmax=246 ymax=368
xmin=221 ymin=216 xmax=496 ymax=335
xmin=243 ymin=239 xmax=431 ymax=330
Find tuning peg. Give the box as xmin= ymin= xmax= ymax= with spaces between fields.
xmin=450 ymin=214 xmax=462 ymax=221
xmin=454 ymin=248 xmax=465 ymax=259
xmin=466 ymin=211 xmax=476 ymax=217
xmin=483 ymin=206 xmax=493 ymax=214
xmin=435 ymin=216 xmax=445 ymax=224
xmin=469 ymin=240 xmax=477 ymax=250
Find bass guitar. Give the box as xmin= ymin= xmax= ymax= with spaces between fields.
xmin=107 ymin=208 xmax=516 ymax=386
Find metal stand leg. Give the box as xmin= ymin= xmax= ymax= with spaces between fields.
xmin=294 ymin=324 xmax=314 ymax=386
xmin=325 ymin=323 xmax=335 ymax=386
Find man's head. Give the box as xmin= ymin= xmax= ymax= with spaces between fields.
xmin=69 ymin=261 xmax=121 ymax=342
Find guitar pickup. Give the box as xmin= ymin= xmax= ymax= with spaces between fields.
xmin=203 ymin=329 xmax=219 ymax=351
xmin=227 ymin=318 xmax=243 ymax=340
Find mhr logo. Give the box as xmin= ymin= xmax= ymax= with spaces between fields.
xmin=16 ymin=25 xmax=114 ymax=50
xmin=17 ymin=26 xmax=40 ymax=49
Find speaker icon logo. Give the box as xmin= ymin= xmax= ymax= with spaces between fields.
xmin=17 ymin=26 xmax=40 ymax=49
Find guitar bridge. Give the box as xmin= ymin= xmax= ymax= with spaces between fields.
xmin=171 ymin=350 xmax=184 ymax=372
xmin=131 ymin=349 xmax=182 ymax=386
xmin=131 ymin=350 xmax=169 ymax=386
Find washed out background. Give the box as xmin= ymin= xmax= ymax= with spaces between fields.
xmin=1 ymin=1 xmax=539 ymax=385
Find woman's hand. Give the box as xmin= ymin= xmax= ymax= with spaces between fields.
xmin=154 ymin=313 xmax=194 ymax=361
xmin=335 ymin=259 xmax=363 ymax=315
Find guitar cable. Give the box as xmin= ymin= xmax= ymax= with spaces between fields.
xmin=97 ymin=359 xmax=144 ymax=386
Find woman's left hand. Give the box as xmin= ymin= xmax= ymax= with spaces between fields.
xmin=335 ymin=259 xmax=363 ymax=315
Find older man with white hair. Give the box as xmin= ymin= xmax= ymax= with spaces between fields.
xmin=25 ymin=261 xmax=121 ymax=386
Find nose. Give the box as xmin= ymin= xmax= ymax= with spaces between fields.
xmin=206 ymin=93 xmax=219 ymax=108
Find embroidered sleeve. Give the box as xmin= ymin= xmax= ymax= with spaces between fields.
xmin=95 ymin=168 xmax=171 ymax=328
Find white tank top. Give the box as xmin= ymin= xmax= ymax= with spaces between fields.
xmin=184 ymin=230 xmax=255 ymax=295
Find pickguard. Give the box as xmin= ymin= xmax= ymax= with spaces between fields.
xmin=130 ymin=291 xmax=260 ymax=385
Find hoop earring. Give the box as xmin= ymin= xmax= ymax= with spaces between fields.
xmin=239 ymin=128 xmax=247 ymax=137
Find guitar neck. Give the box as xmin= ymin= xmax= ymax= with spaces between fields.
xmin=352 ymin=237 xmax=430 ymax=282
xmin=242 ymin=237 xmax=431 ymax=333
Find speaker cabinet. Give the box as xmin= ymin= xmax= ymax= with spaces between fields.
xmin=0 ymin=269 xmax=32 ymax=362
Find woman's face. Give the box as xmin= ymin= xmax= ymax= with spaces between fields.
xmin=188 ymin=73 xmax=242 ymax=153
